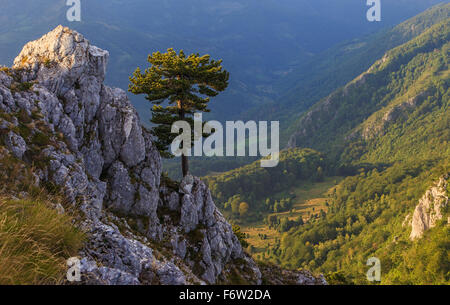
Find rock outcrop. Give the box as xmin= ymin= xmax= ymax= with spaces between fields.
xmin=410 ymin=176 xmax=449 ymax=240
xmin=0 ymin=26 xmax=325 ymax=285
xmin=360 ymin=92 xmax=427 ymax=140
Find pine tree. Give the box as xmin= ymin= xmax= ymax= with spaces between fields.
xmin=129 ymin=48 xmax=229 ymax=177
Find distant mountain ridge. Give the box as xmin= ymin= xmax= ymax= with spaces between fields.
xmin=244 ymin=3 xmax=450 ymax=144
xmin=0 ymin=0 xmax=445 ymax=124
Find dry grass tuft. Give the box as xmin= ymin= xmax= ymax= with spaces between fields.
xmin=0 ymin=144 xmax=85 ymax=284
xmin=0 ymin=198 xmax=85 ymax=284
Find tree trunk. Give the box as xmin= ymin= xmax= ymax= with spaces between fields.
xmin=178 ymin=100 xmax=189 ymax=177
xmin=181 ymin=154 xmax=189 ymax=177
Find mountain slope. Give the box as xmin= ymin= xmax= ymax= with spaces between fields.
xmin=244 ymin=3 xmax=450 ymax=145
xmin=265 ymin=16 xmax=450 ymax=284
xmin=209 ymin=9 xmax=450 ymax=284
xmin=288 ymin=18 xmax=450 ymax=164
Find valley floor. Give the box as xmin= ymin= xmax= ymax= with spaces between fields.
xmin=242 ymin=177 xmax=343 ymax=260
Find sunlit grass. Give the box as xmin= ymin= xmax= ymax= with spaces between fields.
xmin=0 ymin=132 xmax=85 ymax=285
xmin=0 ymin=198 xmax=85 ymax=284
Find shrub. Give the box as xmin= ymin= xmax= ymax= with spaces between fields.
xmin=31 ymin=132 xmax=50 ymax=146
xmin=10 ymin=82 xmax=34 ymax=93
xmin=232 ymin=225 xmax=249 ymax=248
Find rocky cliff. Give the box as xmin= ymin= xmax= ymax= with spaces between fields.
xmin=0 ymin=26 xmax=325 ymax=285
xmin=409 ymin=175 xmax=449 ymax=240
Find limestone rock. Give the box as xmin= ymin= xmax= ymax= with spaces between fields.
xmin=4 ymin=131 xmax=26 ymax=159
xmin=13 ymin=25 xmax=108 ymax=97
xmin=410 ymin=176 xmax=449 ymax=240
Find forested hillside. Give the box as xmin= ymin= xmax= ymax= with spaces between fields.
xmin=210 ymin=8 xmax=450 ymax=284
xmin=269 ymin=162 xmax=449 ymax=284
xmin=288 ymin=19 xmax=449 ymax=162
xmin=265 ymin=17 xmax=450 ymax=284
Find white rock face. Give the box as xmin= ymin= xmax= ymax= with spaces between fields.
xmin=13 ymin=25 xmax=108 ymax=97
xmin=410 ymin=176 xmax=448 ymax=240
xmin=176 ymin=175 xmax=245 ymax=283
